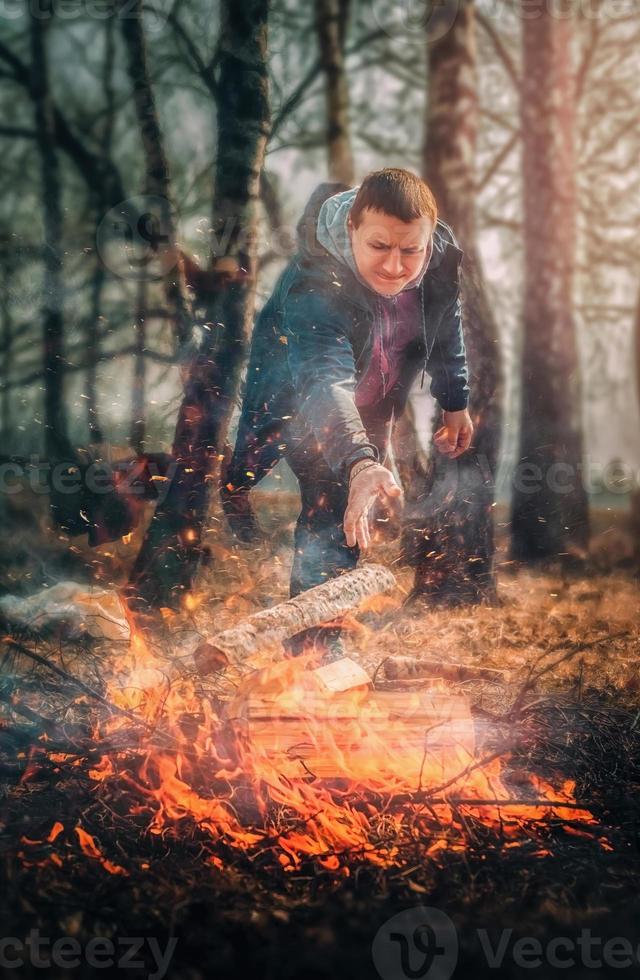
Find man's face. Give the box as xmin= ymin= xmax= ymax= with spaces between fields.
xmin=348 ymin=208 xmax=434 ymax=296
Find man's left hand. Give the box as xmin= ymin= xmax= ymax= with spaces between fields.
xmin=433 ymin=409 xmax=474 ymax=459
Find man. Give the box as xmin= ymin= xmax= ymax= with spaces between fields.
xmin=221 ymin=168 xmax=473 ymax=653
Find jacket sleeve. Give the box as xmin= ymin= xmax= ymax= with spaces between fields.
xmin=283 ymin=286 xmax=378 ymax=480
xmin=426 ymin=289 xmax=470 ymax=412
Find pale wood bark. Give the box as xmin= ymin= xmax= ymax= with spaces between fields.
xmin=193 ymin=564 xmax=397 ymax=673
xmin=128 ymin=0 xmax=271 ymax=609
xmin=406 ymin=0 xmax=503 ymax=603
xmin=314 ymin=0 xmax=355 ymax=185
xmin=511 ymin=1 xmax=589 ymax=560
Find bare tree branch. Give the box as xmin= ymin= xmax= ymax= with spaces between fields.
xmin=476 ymin=11 xmax=520 ymax=89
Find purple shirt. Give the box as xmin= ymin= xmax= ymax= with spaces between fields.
xmin=355 ymin=288 xmax=422 ymax=409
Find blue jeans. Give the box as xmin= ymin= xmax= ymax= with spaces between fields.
xmin=286 ymin=436 xmax=360 ymax=599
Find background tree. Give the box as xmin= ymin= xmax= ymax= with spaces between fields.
xmin=0 ymin=0 xmax=637 ymax=600
xmin=510 ymin=0 xmax=589 ymax=561
xmin=632 ymin=289 xmax=640 ymax=568
xmin=127 ymin=0 xmax=271 ymax=609
xmin=118 ymin=0 xmax=194 ymax=352
xmin=400 ymin=0 xmax=503 ymax=603
xmin=30 ymin=1 xmax=71 ymax=460
xmin=314 ymin=0 xmax=354 ymax=184
xmin=84 ymin=14 xmax=116 ymax=444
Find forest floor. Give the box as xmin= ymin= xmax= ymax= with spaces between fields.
xmin=0 ymin=493 xmax=639 ymax=979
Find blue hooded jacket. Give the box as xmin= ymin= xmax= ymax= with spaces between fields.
xmin=225 ymin=182 xmax=469 ymax=491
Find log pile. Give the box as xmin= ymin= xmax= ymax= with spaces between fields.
xmin=187 ymin=563 xmax=479 ymax=779
xmin=228 ymin=659 xmax=475 ymax=781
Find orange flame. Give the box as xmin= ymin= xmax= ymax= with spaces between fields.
xmin=82 ymin=615 xmax=607 ymax=874
xmin=75 ymin=825 xmax=128 ymax=876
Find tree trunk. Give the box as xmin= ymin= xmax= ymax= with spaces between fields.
xmin=406 ymin=0 xmax=503 ymax=604
xmin=314 ymin=0 xmax=355 ymax=185
xmin=127 ymin=0 xmax=270 ymax=610
xmin=130 ymin=278 xmax=147 ymax=455
xmin=0 ymin=262 xmax=13 ymax=439
xmin=85 ymin=14 xmax=117 ymax=445
xmin=86 ymin=256 xmax=105 ymax=444
xmin=636 ymin=290 xmax=640 ymax=416
xmin=510 ymin=1 xmax=589 ymax=561
xmin=631 ymin=289 xmax=640 ymax=568
xmin=118 ymin=0 xmax=193 ymax=351
xmin=30 ymin=2 xmax=71 ymax=459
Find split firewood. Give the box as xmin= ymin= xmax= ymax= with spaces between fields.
xmin=229 ymin=662 xmax=475 ymax=781
xmin=192 ymin=564 xmax=397 ymax=675
xmin=383 ymin=656 xmax=506 ymax=685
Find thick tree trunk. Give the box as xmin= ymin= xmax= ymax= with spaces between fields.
xmin=631 ymin=290 xmax=640 ymax=568
xmin=85 ymin=15 xmax=117 ymax=445
xmin=0 ymin=263 xmax=13 ymax=439
xmin=510 ymin=1 xmax=589 ymax=561
xmin=118 ymin=0 xmax=193 ymax=351
xmin=406 ymin=0 xmax=503 ymax=603
xmin=30 ymin=3 xmax=71 ymax=459
xmin=86 ymin=256 xmax=105 ymax=443
xmin=636 ymin=290 xmax=640 ymax=415
xmin=128 ymin=0 xmax=270 ymax=609
xmin=314 ymin=0 xmax=355 ymax=185
xmin=130 ymin=278 xmax=147 ymax=455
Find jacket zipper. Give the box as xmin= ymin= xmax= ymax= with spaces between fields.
xmin=378 ymin=296 xmax=396 ymax=400
xmin=419 ymin=284 xmax=427 ymax=390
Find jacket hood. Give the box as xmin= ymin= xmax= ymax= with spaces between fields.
xmin=315 ymin=187 xmax=437 ymax=297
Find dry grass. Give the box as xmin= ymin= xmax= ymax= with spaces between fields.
xmin=1 ymin=496 xmax=639 ymax=979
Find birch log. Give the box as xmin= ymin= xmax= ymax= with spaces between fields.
xmin=383 ymin=657 xmax=505 ymax=684
xmin=192 ymin=564 xmax=397 ymax=674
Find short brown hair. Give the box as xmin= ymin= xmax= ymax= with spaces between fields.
xmin=350 ymin=168 xmax=438 ymax=228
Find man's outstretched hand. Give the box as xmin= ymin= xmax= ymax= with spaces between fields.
xmin=433 ymin=408 xmax=474 ymax=459
xmin=344 ymin=462 xmax=403 ymax=550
